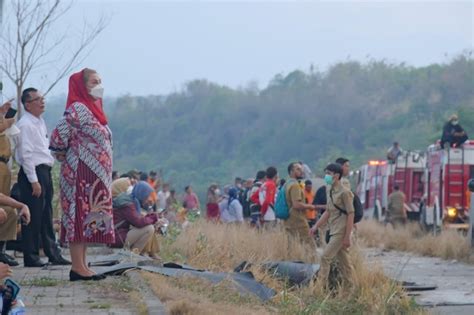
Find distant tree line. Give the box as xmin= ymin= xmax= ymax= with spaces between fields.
xmin=43 ymin=54 xmax=474 ymax=198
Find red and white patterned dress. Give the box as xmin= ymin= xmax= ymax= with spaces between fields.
xmin=50 ymin=102 xmax=115 ymax=244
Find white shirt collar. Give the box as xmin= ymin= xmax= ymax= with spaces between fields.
xmin=23 ymin=111 xmax=42 ymax=123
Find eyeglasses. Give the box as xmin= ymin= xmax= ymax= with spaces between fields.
xmin=26 ymin=96 xmax=44 ymax=103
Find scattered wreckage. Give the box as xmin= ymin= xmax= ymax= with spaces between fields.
xmin=88 ymin=250 xmax=436 ymax=302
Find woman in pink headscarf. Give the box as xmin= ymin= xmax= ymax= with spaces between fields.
xmin=50 ymin=68 xmax=114 ymax=281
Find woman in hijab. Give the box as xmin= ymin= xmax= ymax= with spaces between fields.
xmin=111 ymin=181 xmax=157 ymax=253
xmin=111 ymin=177 xmax=132 ymax=199
xmin=221 ymin=187 xmax=244 ymax=224
xmin=49 ymin=69 xmax=114 ymax=281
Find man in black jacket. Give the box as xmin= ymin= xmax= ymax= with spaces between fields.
xmin=441 ymin=114 xmax=468 ymax=149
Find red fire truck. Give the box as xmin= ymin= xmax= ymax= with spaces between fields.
xmin=355 ymin=142 xmax=473 ymax=231
xmin=355 ymin=151 xmax=426 ymax=222
xmin=422 ymin=140 xmax=474 ymax=230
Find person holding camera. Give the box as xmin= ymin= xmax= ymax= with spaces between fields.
xmin=0 ymin=193 xmax=31 ymax=266
xmin=111 ymin=181 xmax=157 ymax=253
xmin=0 ymin=100 xmax=18 ymax=266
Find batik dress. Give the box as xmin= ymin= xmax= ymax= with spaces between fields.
xmin=50 ymin=102 xmax=115 ymax=244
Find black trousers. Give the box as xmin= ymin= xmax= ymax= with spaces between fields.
xmin=18 ymin=165 xmax=61 ymax=264
xmin=441 ymin=134 xmax=468 ymax=149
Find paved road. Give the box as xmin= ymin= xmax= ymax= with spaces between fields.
xmin=8 ymin=251 xmax=138 ymax=315
xmin=365 ymin=248 xmax=474 ymax=315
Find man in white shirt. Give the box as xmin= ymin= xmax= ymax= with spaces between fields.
xmin=16 ymin=88 xmax=70 ymax=267
xmin=157 ymin=183 xmax=170 ymax=210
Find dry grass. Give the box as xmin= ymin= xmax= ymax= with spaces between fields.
xmin=142 ymin=272 xmax=272 ymax=315
xmin=162 ymin=222 xmax=314 ymax=271
xmin=150 ymin=220 xmax=424 ymax=314
xmin=357 ymin=220 xmax=474 ymax=263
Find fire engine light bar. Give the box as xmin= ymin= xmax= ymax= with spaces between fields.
xmin=368 ymin=160 xmax=387 ymax=166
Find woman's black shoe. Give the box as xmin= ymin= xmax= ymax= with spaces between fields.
xmin=69 ymin=270 xmax=94 ymax=281
xmin=69 ymin=270 xmax=107 ymax=281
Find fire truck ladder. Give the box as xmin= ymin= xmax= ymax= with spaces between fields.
xmin=446 ymin=146 xmax=465 ymax=208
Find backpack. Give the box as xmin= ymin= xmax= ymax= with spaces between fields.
xmin=249 ymin=182 xmax=263 ymax=217
xmin=274 ymin=179 xmax=296 ymax=220
xmin=352 ymin=194 xmax=363 ymax=223
xmin=329 ymin=189 xmax=364 ymax=223
xmin=249 ymin=183 xmax=262 ymax=205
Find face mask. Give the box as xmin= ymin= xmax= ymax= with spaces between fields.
xmin=90 ymin=84 xmax=104 ymax=99
xmin=324 ymin=174 xmax=334 ymax=186
xmin=214 ymin=189 xmax=221 ymax=195
xmin=451 ymin=120 xmax=459 ymax=125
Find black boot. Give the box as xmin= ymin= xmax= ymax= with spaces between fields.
xmin=0 ymin=241 xmax=19 ymax=267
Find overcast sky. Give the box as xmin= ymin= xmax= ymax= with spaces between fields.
xmin=1 ymin=0 xmax=473 ymax=97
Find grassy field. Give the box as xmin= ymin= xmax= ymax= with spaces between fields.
xmin=143 ymin=221 xmax=424 ymax=315
xmin=357 ymin=220 xmax=474 ymax=263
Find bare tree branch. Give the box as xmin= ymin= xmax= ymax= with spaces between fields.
xmin=44 ymin=15 xmax=108 ymax=96
xmin=22 ymin=0 xmax=60 ymax=45
xmin=0 ymin=0 xmax=109 ymax=114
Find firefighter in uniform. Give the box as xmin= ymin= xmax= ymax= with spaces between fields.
xmin=387 ymin=185 xmax=407 ymax=227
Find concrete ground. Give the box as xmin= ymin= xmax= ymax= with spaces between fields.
xmin=7 ymin=245 xmax=474 ymax=314
xmin=364 ymin=248 xmax=474 ymax=315
xmin=6 ymin=248 xmax=149 ymax=315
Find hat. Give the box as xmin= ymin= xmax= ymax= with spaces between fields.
xmin=449 ymin=114 xmax=458 ymax=121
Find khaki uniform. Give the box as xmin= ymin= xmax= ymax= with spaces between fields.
xmin=283 ymin=180 xmax=315 ymax=249
xmin=142 ymin=233 xmax=160 ymax=256
xmin=125 ymin=225 xmax=155 ymax=252
xmin=0 ymin=130 xmax=17 ymax=241
xmin=318 ymin=183 xmax=354 ymax=286
xmin=387 ymin=191 xmax=406 ymax=226
xmin=341 ymin=177 xmax=351 ymax=191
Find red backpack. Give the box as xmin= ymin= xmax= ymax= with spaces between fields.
xmin=249 ymin=183 xmax=262 ymax=206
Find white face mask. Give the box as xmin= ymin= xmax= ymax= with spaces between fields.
xmin=214 ymin=189 xmax=221 ymax=195
xmin=451 ymin=120 xmax=459 ymax=125
xmin=90 ymin=84 xmax=104 ymax=99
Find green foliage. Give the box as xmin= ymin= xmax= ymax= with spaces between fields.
xmin=43 ymin=54 xmax=474 ymax=200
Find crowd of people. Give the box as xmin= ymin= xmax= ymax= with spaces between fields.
xmin=0 ymin=65 xmax=469 ymax=295
xmin=159 ymin=158 xmax=357 ymax=287
xmin=105 ymin=158 xmax=357 ymax=288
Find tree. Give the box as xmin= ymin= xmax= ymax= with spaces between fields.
xmin=0 ymin=0 xmax=107 ymax=115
